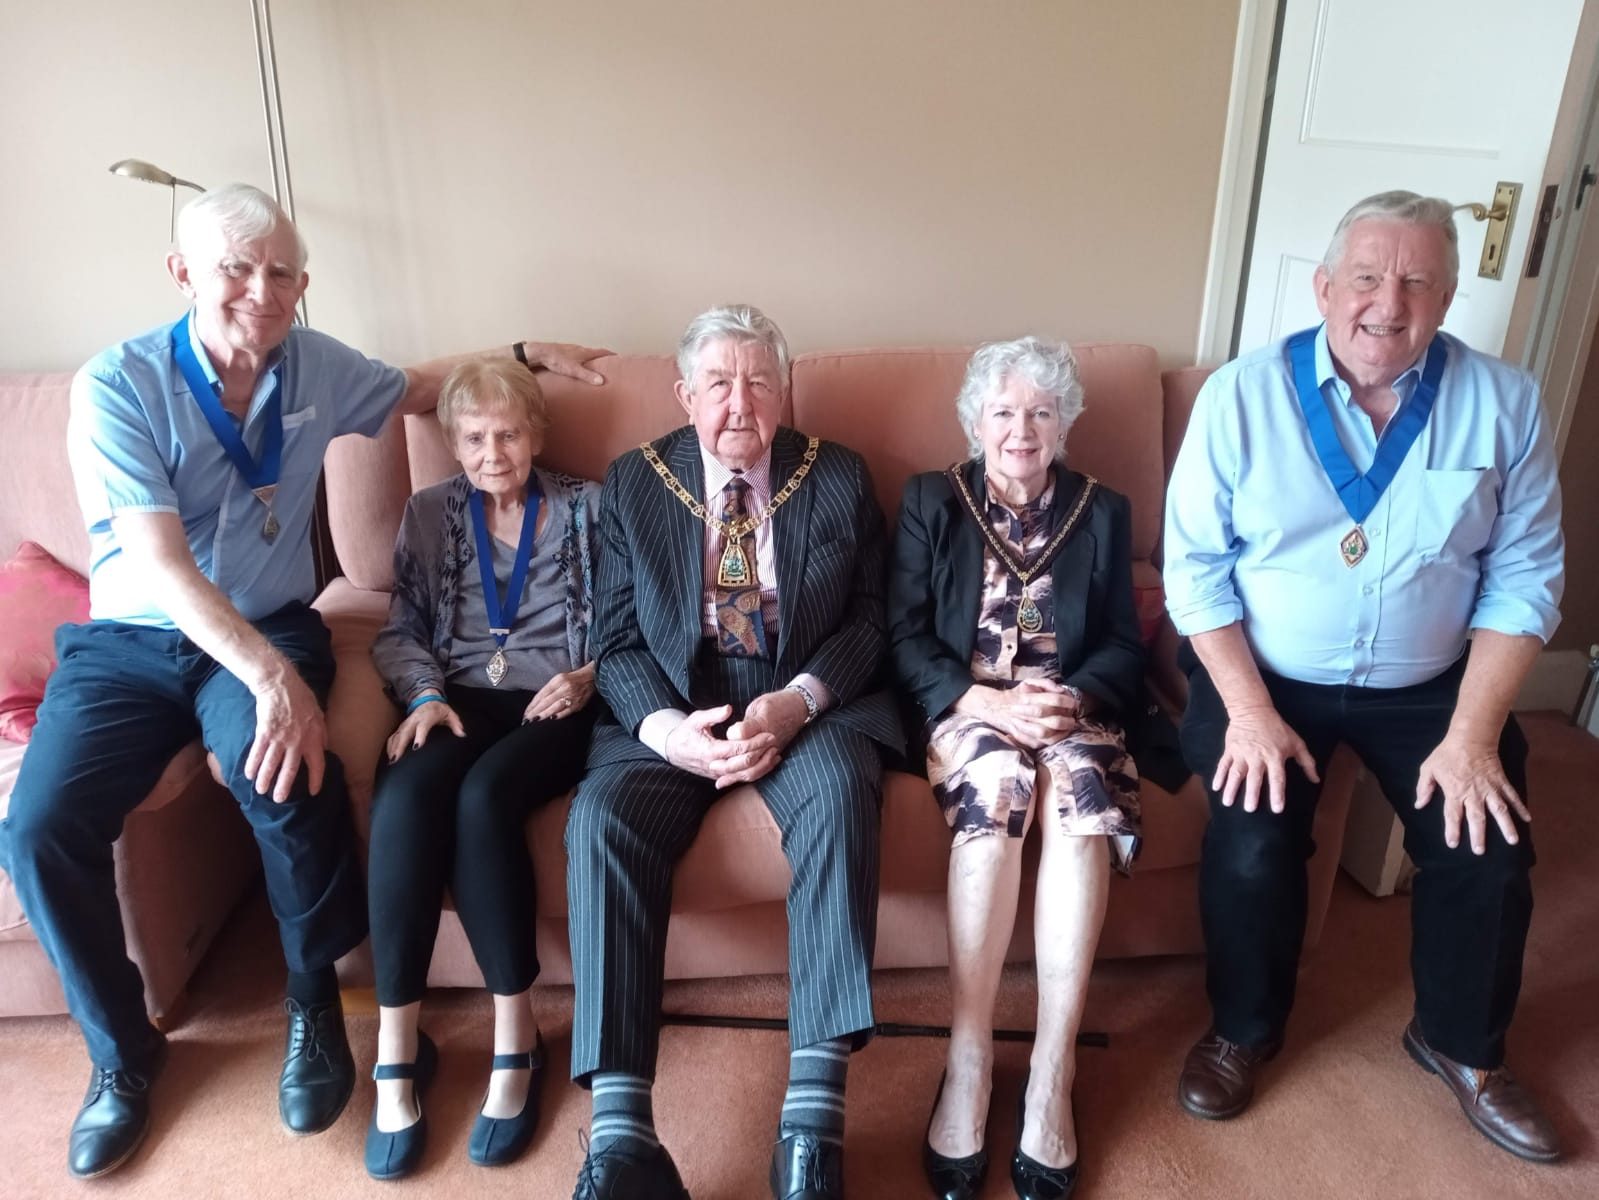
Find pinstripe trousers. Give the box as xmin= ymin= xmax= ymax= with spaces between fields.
xmin=565 ymin=650 xmax=883 ymax=1083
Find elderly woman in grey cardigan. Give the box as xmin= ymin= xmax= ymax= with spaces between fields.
xmin=363 ymin=360 xmax=600 ymax=1180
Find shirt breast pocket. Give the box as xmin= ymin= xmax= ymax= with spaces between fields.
xmin=1415 ymin=467 xmax=1498 ymax=561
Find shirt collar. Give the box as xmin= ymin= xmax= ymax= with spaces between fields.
xmin=701 ymin=443 xmax=773 ymax=502
xmin=185 ymin=310 xmax=287 ymax=415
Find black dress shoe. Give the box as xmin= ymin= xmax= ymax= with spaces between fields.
xmin=1012 ymin=1077 xmax=1078 ymax=1200
xmin=280 ymin=996 xmax=355 ymax=1134
xmin=572 ymin=1136 xmax=692 ymax=1199
xmin=68 ymin=1038 xmax=167 ymax=1180
xmin=770 ymin=1126 xmax=844 ymax=1199
xmin=468 ymin=1032 xmax=546 ymax=1166
xmin=365 ymin=1032 xmax=438 ymax=1181
xmin=923 ymin=1072 xmax=988 ymax=1200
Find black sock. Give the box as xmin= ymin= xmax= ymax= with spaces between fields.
xmin=285 ymin=966 xmax=339 ymax=1007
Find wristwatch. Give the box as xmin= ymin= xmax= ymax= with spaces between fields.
xmin=784 ymin=682 xmax=819 ymax=724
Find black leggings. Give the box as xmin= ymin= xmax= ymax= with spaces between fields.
xmin=367 ymin=683 xmax=596 ymax=1005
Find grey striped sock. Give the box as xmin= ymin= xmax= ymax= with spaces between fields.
xmin=589 ymin=1071 xmax=657 ymax=1154
xmin=780 ymin=1037 xmax=850 ymax=1144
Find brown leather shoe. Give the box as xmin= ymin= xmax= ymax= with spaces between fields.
xmin=1402 ymin=1021 xmax=1561 ymax=1163
xmin=1177 ymin=1029 xmax=1282 ymax=1120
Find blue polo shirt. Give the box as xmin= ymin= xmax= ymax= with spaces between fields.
xmin=67 ymin=314 xmax=407 ymax=626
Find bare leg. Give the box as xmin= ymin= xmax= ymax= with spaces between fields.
xmin=482 ymin=988 xmax=539 ymax=1119
xmin=1022 ymin=767 xmax=1109 ymax=1168
xmin=374 ymin=1001 xmax=421 ymax=1133
xmin=929 ymin=827 xmax=1030 ymax=1157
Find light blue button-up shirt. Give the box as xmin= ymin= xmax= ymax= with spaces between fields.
xmin=1164 ymin=325 xmax=1564 ymax=688
xmin=67 ymin=315 xmax=407 ymax=627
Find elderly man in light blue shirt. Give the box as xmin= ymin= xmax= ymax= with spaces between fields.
xmin=0 ymin=183 xmax=605 ymax=1180
xmin=1164 ymin=191 xmax=1564 ymax=1164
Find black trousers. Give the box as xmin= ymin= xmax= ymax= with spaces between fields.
xmin=367 ymin=683 xmax=595 ymax=1005
xmin=1180 ymin=656 xmax=1534 ymax=1068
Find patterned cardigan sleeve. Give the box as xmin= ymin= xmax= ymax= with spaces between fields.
xmin=370 ymin=489 xmax=450 ymax=705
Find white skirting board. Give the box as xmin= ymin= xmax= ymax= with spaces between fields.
xmin=1341 ymin=648 xmax=1595 ymax=897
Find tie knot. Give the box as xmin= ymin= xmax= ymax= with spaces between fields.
xmin=722 ymin=476 xmax=750 ymax=518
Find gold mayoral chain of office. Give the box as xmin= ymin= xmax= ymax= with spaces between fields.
xmin=947 ymin=462 xmax=1099 ymax=635
xmin=641 ymin=436 xmax=820 ymax=587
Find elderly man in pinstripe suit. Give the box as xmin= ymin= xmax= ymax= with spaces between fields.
xmin=566 ymin=305 xmax=903 ymax=1200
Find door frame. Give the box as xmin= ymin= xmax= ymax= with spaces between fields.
xmin=1201 ymin=0 xmax=1599 ymax=464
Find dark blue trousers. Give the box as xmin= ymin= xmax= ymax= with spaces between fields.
xmin=0 ymin=603 xmax=367 ymax=1072
xmin=1181 ymin=655 xmax=1534 ymax=1069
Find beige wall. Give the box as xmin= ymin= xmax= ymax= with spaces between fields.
xmin=0 ymin=0 xmax=1240 ymax=373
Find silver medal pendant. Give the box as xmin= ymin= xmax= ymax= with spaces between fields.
xmin=262 ymin=511 xmax=280 ymax=543
xmin=486 ymin=648 xmax=509 ymax=686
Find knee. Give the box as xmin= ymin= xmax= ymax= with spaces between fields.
xmin=455 ymin=776 xmax=517 ymax=841
xmin=0 ymin=789 xmax=93 ymax=865
xmin=1203 ymin=817 xmax=1304 ymax=888
xmin=563 ymin=783 xmax=623 ymax=860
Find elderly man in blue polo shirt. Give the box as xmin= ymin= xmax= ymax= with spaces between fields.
xmin=0 ymin=183 xmax=605 ymax=1180
xmin=1164 ymin=191 xmax=1565 ymax=1163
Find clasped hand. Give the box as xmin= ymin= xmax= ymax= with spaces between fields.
xmin=960 ymin=679 xmax=1080 ymax=750
xmin=664 ymin=690 xmax=810 ymax=788
xmin=1415 ymin=732 xmax=1531 ymax=855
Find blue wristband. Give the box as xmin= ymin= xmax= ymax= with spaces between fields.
xmin=406 ymin=693 xmax=444 ymax=714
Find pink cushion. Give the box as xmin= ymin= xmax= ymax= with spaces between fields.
xmin=0 ymin=542 xmax=90 ymax=743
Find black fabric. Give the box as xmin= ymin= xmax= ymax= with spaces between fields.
xmin=1181 ymin=656 xmax=1534 ymax=1068
xmin=366 ymin=683 xmax=595 ymax=1005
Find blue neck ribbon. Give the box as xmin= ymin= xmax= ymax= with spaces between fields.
xmin=169 ymin=313 xmax=283 ymax=490
xmin=468 ymin=483 xmax=542 ymax=646
xmin=1287 ymin=325 xmax=1447 ymax=525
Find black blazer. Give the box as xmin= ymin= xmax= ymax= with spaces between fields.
xmin=887 ymin=459 xmax=1145 ymax=731
xmin=590 ymin=425 xmax=904 ymax=761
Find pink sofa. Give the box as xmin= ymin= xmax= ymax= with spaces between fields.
xmin=0 ymin=374 xmax=261 ymax=1021
xmin=317 ymin=345 xmax=1359 ymax=990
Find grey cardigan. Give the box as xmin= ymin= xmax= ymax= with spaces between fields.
xmin=371 ymin=467 xmax=601 ymax=705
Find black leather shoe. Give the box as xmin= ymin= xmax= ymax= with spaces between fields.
xmin=572 ymin=1135 xmax=692 ymax=1199
xmin=68 ymin=1037 xmax=167 ymax=1180
xmin=770 ymin=1126 xmax=844 ymax=1199
xmin=365 ymin=1032 xmax=438 ymax=1180
xmin=1011 ymin=1076 xmax=1078 ymax=1200
xmin=468 ymin=1031 xmax=546 ymax=1166
xmin=923 ymin=1072 xmax=988 ymax=1200
xmin=280 ymin=996 xmax=355 ymax=1134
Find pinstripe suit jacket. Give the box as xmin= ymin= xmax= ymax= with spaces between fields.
xmin=590 ymin=425 xmax=904 ymax=762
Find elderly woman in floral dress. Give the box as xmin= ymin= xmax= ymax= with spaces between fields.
xmin=889 ymin=338 xmax=1144 ymax=1200
xmin=363 ymin=359 xmax=601 ymax=1179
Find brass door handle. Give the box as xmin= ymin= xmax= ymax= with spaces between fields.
xmin=1456 ymin=201 xmax=1510 ymax=222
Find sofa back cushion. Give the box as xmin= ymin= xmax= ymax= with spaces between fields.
xmin=0 ymin=374 xmax=90 ymax=574
xmin=791 ymin=345 xmax=1166 ymax=559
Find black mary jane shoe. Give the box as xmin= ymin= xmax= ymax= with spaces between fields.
xmin=1011 ymin=1076 xmax=1079 ymax=1200
xmin=364 ymin=1031 xmax=438 ymax=1181
xmin=467 ymin=1031 xmax=546 ymax=1166
xmin=922 ymin=1071 xmax=989 ymax=1200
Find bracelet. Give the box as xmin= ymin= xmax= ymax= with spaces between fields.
xmin=406 ymin=693 xmax=444 ymax=714
xmin=784 ymin=682 xmax=819 ymax=724
xmin=511 ymin=341 xmax=531 ymax=370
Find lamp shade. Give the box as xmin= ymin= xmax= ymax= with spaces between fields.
xmin=108 ymin=159 xmax=204 ymax=192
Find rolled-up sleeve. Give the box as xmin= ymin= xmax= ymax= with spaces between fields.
xmin=1470 ymin=376 xmax=1564 ymax=641
xmin=1163 ymin=372 xmax=1245 ymax=636
xmin=67 ymin=367 xmax=180 ymax=521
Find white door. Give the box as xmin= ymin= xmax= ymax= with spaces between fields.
xmin=1238 ymin=0 xmax=1586 ymax=357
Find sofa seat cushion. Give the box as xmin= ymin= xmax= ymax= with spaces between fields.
xmin=0 ymin=738 xmax=213 ymax=940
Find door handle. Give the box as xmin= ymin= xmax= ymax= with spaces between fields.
xmin=1454 ymin=182 xmax=1521 ymax=280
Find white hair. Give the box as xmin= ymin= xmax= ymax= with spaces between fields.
xmin=1323 ymin=190 xmax=1458 ymax=284
xmin=955 ymin=337 xmax=1086 ymax=460
xmin=676 ymin=304 xmax=791 ymax=391
xmin=177 ymin=182 xmax=308 ymax=271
